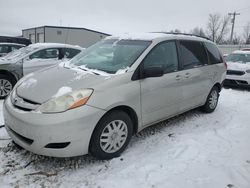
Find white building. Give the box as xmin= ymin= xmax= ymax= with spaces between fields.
xmin=22 ymin=26 xmax=110 ymax=48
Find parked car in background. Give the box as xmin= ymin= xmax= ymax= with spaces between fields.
xmin=0 ymin=43 xmax=83 ymax=98
xmin=224 ymin=50 xmax=250 ymax=88
xmin=0 ymin=43 xmax=25 ymax=57
xmin=3 ymin=33 xmax=226 ymax=159
xmin=0 ymin=36 xmax=31 ymax=46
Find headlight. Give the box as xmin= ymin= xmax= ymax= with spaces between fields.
xmin=246 ymin=69 xmax=250 ymax=73
xmin=37 ymin=89 xmax=93 ymax=113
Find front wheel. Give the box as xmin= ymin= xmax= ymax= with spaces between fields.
xmin=0 ymin=75 xmax=16 ymax=99
xmin=201 ymin=86 xmax=219 ymax=113
xmin=89 ymin=110 xmax=133 ymax=160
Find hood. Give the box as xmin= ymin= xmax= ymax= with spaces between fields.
xmin=227 ymin=61 xmax=250 ymax=72
xmin=16 ymin=65 xmax=113 ymax=104
xmin=0 ymin=58 xmax=17 ymax=65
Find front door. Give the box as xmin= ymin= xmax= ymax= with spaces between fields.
xmin=140 ymin=41 xmax=183 ymax=126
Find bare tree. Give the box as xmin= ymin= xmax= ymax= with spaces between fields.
xmin=191 ymin=27 xmax=206 ymax=37
xmin=232 ymin=33 xmax=242 ymax=44
xmin=206 ymin=13 xmax=230 ymax=44
xmin=243 ymin=22 xmax=250 ymax=44
xmin=169 ymin=29 xmax=181 ymax=33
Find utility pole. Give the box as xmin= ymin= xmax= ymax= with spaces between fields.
xmin=228 ymin=11 xmax=240 ymax=44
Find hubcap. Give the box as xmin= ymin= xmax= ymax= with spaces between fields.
xmin=0 ymin=79 xmax=12 ymax=97
xmin=209 ymin=90 xmax=218 ymax=109
xmin=100 ymin=120 xmax=128 ymax=153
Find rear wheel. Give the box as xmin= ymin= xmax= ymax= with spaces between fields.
xmin=201 ymin=86 xmax=219 ymax=113
xmin=89 ymin=110 xmax=133 ymax=160
xmin=0 ymin=74 xmax=16 ymax=99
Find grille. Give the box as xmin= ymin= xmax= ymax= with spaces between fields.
xmin=12 ymin=94 xmax=40 ymax=111
xmin=224 ymin=79 xmax=249 ymax=86
xmin=227 ymin=70 xmax=245 ymax=76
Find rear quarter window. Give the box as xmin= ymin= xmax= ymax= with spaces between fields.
xmin=204 ymin=42 xmax=222 ymax=64
xmin=179 ymin=40 xmax=208 ymax=70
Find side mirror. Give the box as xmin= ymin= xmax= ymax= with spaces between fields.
xmin=142 ymin=66 xmax=164 ymax=78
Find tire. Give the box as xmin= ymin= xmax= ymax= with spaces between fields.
xmin=201 ymin=86 xmax=219 ymax=113
xmin=12 ymin=141 xmax=24 ymax=150
xmin=89 ymin=110 xmax=133 ymax=160
xmin=0 ymin=74 xmax=16 ymax=99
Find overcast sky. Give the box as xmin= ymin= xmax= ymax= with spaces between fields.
xmin=0 ymin=0 xmax=250 ymax=37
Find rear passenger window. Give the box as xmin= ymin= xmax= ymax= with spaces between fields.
xmin=204 ymin=42 xmax=222 ymax=64
xmin=63 ymin=48 xmax=81 ymax=58
xmin=143 ymin=41 xmax=179 ymax=73
xmin=179 ymin=41 xmax=208 ymax=69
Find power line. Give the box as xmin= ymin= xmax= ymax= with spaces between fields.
xmin=236 ymin=6 xmax=250 ymax=12
xmin=228 ymin=11 xmax=240 ymax=43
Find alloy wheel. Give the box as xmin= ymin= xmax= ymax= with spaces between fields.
xmin=0 ymin=79 xmax=13 ymax=97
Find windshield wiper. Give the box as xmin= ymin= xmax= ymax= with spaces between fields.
xmin=78 ymin=67 xmax=100 ymax=75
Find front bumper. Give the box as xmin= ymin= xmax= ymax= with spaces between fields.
xmin=225 ymin=74 xmax=250 ymax=87
xmin=3 ymin=96 xmax=106 ymax=157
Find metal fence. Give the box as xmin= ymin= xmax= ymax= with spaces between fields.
xmin=218 ymin=45 xmax=250 ymax=55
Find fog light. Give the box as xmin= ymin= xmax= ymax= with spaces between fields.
xmin=45 ymin=142 xmax=70 ymax=149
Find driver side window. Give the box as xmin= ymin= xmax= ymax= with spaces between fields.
xmin=143 ymin=41 xmax=179 ymax=73
xmin=30 ymin=48 xmax=59 ymax=60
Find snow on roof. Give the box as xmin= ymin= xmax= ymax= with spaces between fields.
xmin=106 ymin=32 xmax=209 ymax=42
xmin=29 ymin=43 xmax=83 ymax=49
xmin=106 ymin=33 xmax=167 ymax=41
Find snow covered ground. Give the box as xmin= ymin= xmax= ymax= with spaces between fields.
xmin=0 ymin=88 xmax=250 ymax=188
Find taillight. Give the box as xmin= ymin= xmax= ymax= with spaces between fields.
xmin=223 ymin=60 xmax=227 ymax=70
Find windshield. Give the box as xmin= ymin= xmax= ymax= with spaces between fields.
xmin=3 ymin=45 xmax=38 ymax=60
xmin=226 ymin=53 xmax=250 ymax=63
xmin=70 ymin=39 xmax=151 ymax=74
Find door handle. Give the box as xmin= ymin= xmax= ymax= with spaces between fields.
xmin=176 ymin=75 xmax=182 ymax=80
xmin=184 ymin=73 xmax=191 ymax=78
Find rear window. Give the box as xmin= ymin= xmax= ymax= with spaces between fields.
xmin=63 ymin=48 xmax=81 ymax=58
xmin=179 ymin=40 xmax=208 ymax=69
xmin=11 ymin=45 xmax=23 ymax=51
xmin=204 ymin=42 xmax=222 ymax=64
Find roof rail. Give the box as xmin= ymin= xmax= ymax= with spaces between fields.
xmin=152 ymin=32 xmax=212 ymax=41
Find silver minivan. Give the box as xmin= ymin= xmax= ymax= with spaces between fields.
xmin=3 ymin=33 xmax=226 ymax=159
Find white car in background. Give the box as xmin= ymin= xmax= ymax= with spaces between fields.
xmin=0 ymin=43 xmax=83 ymax=98
xmin=224 ymin=50 xmax=250 ymax=88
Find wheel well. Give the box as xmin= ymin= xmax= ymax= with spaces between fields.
xmin=213 ymin=83 xmax=222 ymax=92
xmin=105 ymin=106 xmax=139 ymax=135
xmin=0 ymin=70 xmax=17 ymax=83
